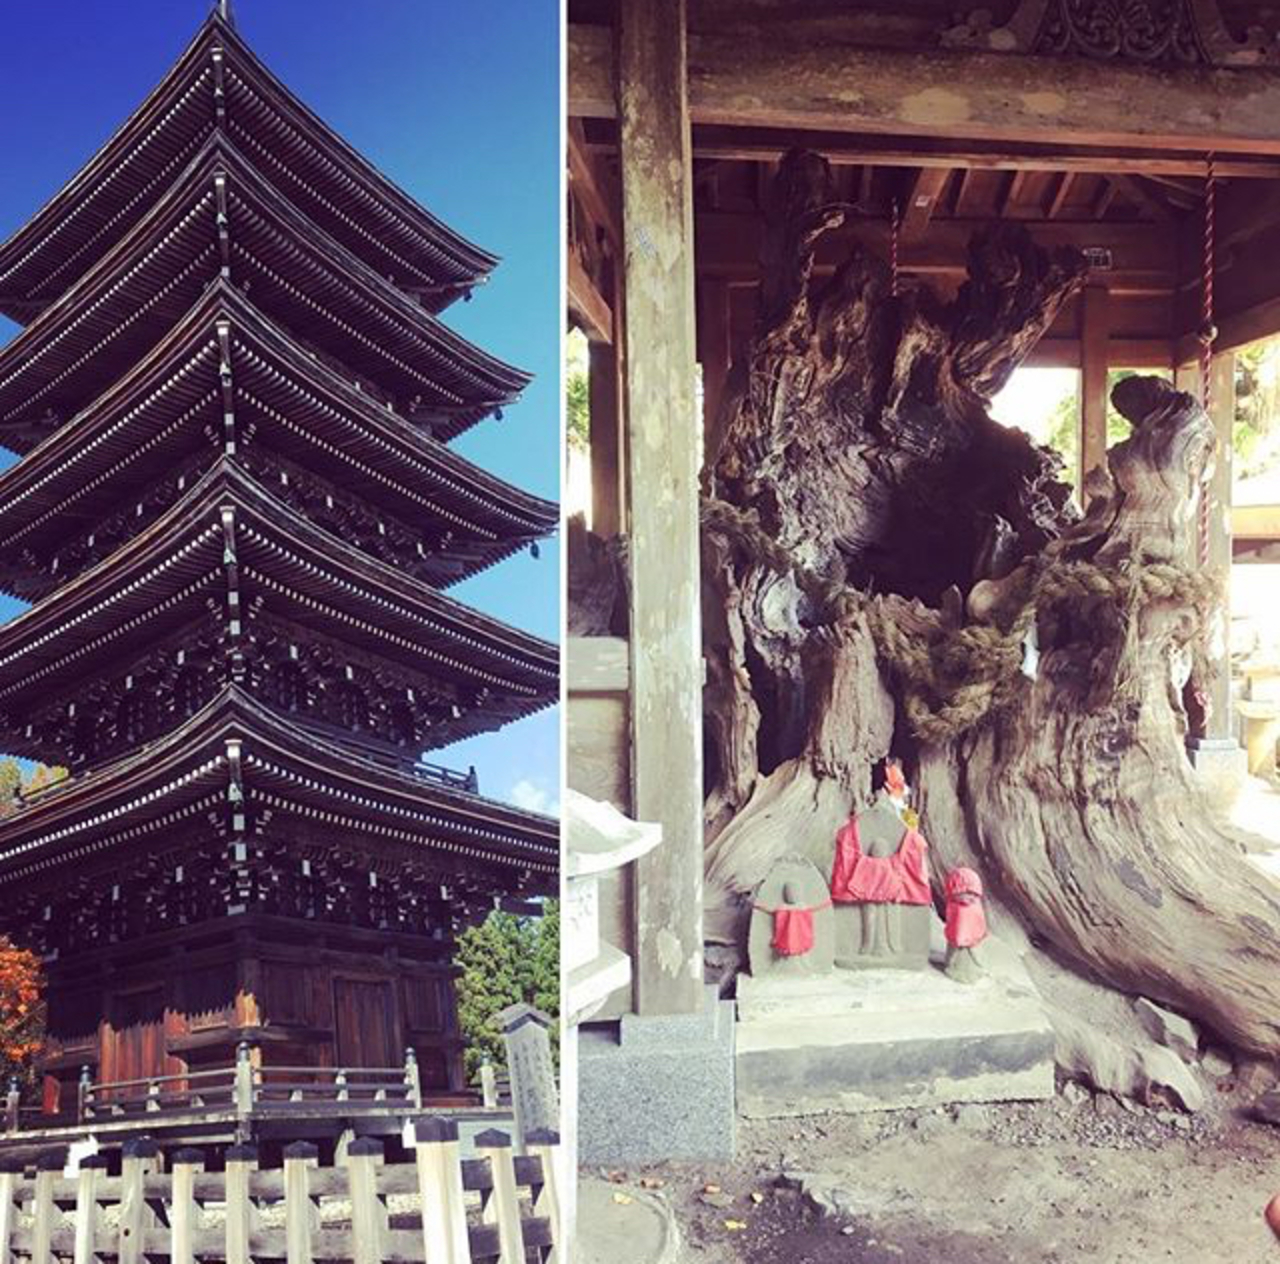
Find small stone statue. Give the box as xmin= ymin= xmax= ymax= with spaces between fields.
xmin=830 ymin=767 xmax=932 ymax=970
xmin=943 ymin=867 xmax=989 ymax=984
xmin=748 ymin=856 xmax=834 ymax=977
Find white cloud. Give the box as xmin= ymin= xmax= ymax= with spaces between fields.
xmin=509 ymin=777 xmax=559 ymax=816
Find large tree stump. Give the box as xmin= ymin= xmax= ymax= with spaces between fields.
xmin=702 ymin=149 xmax=1280 ymax=1094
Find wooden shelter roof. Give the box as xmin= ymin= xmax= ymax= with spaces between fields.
xmin=0 ymin=687 xmax=557 ymax=892
xmin=0 ymin=13 xmax=496 ymax=325
xmin=0 ymin=462 xmax=557 ymax=749
xmin=0 ymin=138 xmax=528 ymax=452
xmin=0 ymin=283 xmax=556 ymax=601
xmin=569 ymin=3 xmax=1280 ymax=364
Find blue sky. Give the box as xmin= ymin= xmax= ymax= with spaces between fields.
xmin=0 ymin=1 xmax=562 ymax=815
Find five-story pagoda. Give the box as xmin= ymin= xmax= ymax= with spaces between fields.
xmin=0 ymin=7 xmax=558 ymax=1115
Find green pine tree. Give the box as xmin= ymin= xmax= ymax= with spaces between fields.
xmin=455 ymin=903 xmax=559 ymax=1085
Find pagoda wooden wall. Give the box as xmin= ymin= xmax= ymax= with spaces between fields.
xmin=40 ymin=916 xmax=464 ymax=1114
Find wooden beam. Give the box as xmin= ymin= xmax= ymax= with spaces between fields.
xmin=1024 ymin=336 xmax=1173 ymax=369
xmin=1233 ymin=504 xmax=1280 ymax=542
xmin=1189 ymin=205 xmax=1280 ymax=351
xmin=1046 ymin=171 xmax=1076 ymax=220
xmin=616 ymin=0 xmax=706 ymax=1017
xmin=1209 ymin=293 xmax=1280 ymax=355
xmin=1079 ymin=285 xmax=1111 ymax=496
xmin=1142 ymin=174 xmax=1201 ymax=209
xmin=679 ymin=127 xmax=1280 ymax=179
xmin=567 ymin=250 xmax=613 ymax=345
xmin=1213 ymin=178 xmax=1280 ymax=259
xmin=899 ymin=167 xmax=950 ymax=240
xmin=566 ymin=636 xmax=630 ymax=693
xmin=568 ymin=120 xmax=620 ymax=250
xmin=858 ymin=164 xmax=875 ymax=213
xmin=571 ymin=22 xmax=1280 ymax=155
xmin=692 ymin=211 xmax=1177 ymax=294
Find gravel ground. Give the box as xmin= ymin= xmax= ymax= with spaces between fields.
xmin=590 ymin=1079 xmax=1280 ymax=1263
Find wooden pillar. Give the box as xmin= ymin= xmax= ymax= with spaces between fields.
xmin=588 ymin=338 xmax=623 ymax=537
xmin=1173 ymin=360 xmax=1202 ymax=402
xmin=1203 ymin=350 xmax=1237 ymax=741
xmin=617 ymin=0 xmax=705 ymax=1016
xmin=1079 ymin=285 xmax=1110 ymax=496
xmin=699 ymin=277 xmax=731 ymax=466
xmin=1175 ymin=354 xmax=1238 ymax=746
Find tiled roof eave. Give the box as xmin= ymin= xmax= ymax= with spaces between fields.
xmin=0 ymin=15 xmax=498 ymax=321
xmin=0 ymin=138 xmax=529 ymax=439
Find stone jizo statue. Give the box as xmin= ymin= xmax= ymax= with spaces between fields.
xmin=748 ymin=856 xmax=834 ymax=977
xmin=943 ymin=866 xmax=988 ymax=984
xmin=829 ymin=787 xmax=932 ymax=970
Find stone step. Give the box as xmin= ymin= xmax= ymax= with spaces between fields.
xmin=735 ymin=967 xmax=1055 ymax=1119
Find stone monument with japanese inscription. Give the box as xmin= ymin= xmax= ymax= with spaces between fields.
xmin=500 ymin=1003 xmax=559 ymax=1153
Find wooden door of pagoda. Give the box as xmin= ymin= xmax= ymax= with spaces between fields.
xmin=332 ymin=977 xmax=398 ymax=1069
xmin=102 ymin=986 xmax=169 ymax=1098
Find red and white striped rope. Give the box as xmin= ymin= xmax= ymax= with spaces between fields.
xmin=890 ymin=198 xmax=900 ymax=298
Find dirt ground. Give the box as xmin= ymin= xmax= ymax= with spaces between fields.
xmin=593 ymin=1084 xmax=1280 ymax=1263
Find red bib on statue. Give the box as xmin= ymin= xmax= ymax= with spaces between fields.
xmin=830 ymin=818 xmax=931 ymax=905
xmin=771 ymin=906 xmax=816 ymax=956
xmin=945 ymin=900 xmax=987 ymax=948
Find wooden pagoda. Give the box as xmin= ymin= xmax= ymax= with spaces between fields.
xmin=0 ymin=10 xmax=558 ymax=1120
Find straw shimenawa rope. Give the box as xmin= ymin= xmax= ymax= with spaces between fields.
xmin=703 ymin=498 xmax=1221 ymax=745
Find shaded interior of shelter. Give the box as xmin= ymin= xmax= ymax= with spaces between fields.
xmin=566 ymin=14 xmax=1280 ymax=1024
xmin=571 ymin=109 xmax=1280 ymax=563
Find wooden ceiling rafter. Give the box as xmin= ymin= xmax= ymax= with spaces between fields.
xmin=900 ymin=167 xmax=951 ymax=239
xmin=1046 ymin=171 xmax=1077 ymax=218
xmin=1000 ymin=169 xmax=1033 ymax=217
xmin=952 ymin=168 xmax=983 ymax=218
xmin=569 ymin=16 xmax=1280 ymax=374
xmin=1094 ymin=180 xmax=1120 ymax=218
xmin=1110 ymin=173 xmax=1176 ymax=220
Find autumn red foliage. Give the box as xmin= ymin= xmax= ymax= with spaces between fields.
xmin=0 ymin=938 xmax=44 ymax=1084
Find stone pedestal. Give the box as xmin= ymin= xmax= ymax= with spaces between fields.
xmin=735 ymin=967 xmax=1054 ymax=1119
xmin=579 ymin=985 xmax=736 ymax=1163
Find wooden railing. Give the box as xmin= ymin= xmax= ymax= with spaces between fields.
xmin=414 ymin=758 xmax=480 ymax=794
xmin=78 ymin=1064 xmax=240 ymax=1122
xmin=0 ymin=1123 xmax=561 ymax=1262
xmin=4 ymin=1045 xmax=438 ymax=1134
xmin=75 ymin=1044 xmax=425 ymax=1127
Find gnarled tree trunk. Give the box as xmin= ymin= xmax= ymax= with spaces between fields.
xmin=701 ymin=149 xmax=1280 ymax=1100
